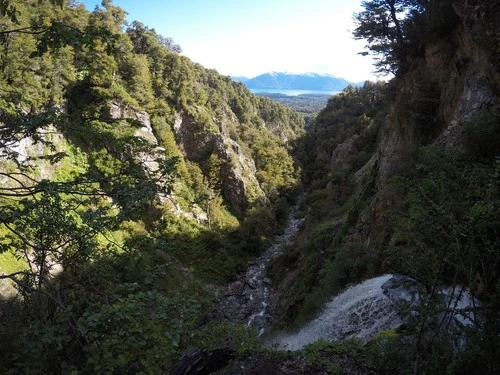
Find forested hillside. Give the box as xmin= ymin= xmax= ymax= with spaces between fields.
xmin=255 ymin=92 xmax=332 ymax=125
xmin=0 ymin=0 xmax=499 ymax=374
xmin=269 ymin=0 xmax=500 ymax=373
xmin=0 ymin=1 xmax=303 ymax=373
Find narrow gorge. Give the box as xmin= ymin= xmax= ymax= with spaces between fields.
xmin=0 ymin=1 xmax=498 ymax=374
xmin=214 ymin=197 xmax=304 ymax=336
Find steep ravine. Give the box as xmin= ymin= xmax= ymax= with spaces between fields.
xmin=210 ymin=221 xmax=479 ymax=361
xmin=214 ymin=198 xmax=304 ymax=336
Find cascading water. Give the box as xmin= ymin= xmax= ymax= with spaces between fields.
xmin=267 ymin=274 xmax=404 ymax=350
xmin=214 ymin=199 xmax=479 ymax=351
xmin=267 ymin=274 xmax=479 ymax=351
xmin=215 ymin=199 xmax=304 ymax=336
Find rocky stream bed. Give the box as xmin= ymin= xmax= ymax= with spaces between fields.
xmin=174 ymin=200 xmax=479 ymax=374
xmin=213 ymin=199 xmax=304 ymax=337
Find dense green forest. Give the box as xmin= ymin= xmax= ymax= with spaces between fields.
xmin=0 ymin=0 xmax=303 ymax=373
xmin=255 ymin=92 xmax=332 ymax=125
xmin=268 ymin=0 xmax=499 ymax=373
xmin=0 ymin=0 xmax=499 ymax=374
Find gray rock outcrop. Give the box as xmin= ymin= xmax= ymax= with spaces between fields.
xmin=173 ymin=112 xmax=266 ymax=213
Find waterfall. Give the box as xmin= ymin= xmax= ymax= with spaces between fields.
xmin=214 ymin=197 xmax=479 ymax=351
xmin=267 ymin=274 xmax=402 ymax=350
xmin=267 ymin=274 xmax=479 ymax=351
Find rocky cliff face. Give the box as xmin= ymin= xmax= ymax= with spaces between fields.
xmin=213 ymin=134 xmax=266 ymax=213
xmin=106 ymin=99 xmax=276 ymax=216
xmin=272 ymin=0 xmax=499 ymax=328
xmin=0 ymin=125 xmax=68 ymax=184
xmin=356 ymin=0 xmax=499 ymax=246
xmin=0 ymin=96 xmax=290 ymax=231
xmin=172 ymin=110 xmax=266 ymax=214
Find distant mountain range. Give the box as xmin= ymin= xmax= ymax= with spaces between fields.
xmin=234 ymin=72 xmax=353 ymax=91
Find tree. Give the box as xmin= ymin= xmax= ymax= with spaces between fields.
xmin=353 ymin=0 xmax=425 ymax=74
xmin=125 ymin=20 xmax=182 ymax=105
xmin=0 ymin=0 xmax=64 ymax=23
xmin=0 ymin=0 xmax=117 ymax=57
xmin=388 ymin=147 xmax=500 ymax=374
xmin=204 ymin=153 xmax=224 ymax=228
xmin=0 ymin=0 xmax=178 ymax=350
xmin=127 ymin=20 xmax=182 ymax=55
xmin=158 ymin=34 xmax=182 ymax=54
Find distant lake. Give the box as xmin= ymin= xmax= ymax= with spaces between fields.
xmin=249 ymin=88 xmax=341 ymax=96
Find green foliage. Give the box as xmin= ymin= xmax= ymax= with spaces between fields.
xmin=394 ymin=65 xmax=441 ymax=138
xmin=0 ymin=251 xmax=24 ymax=274
xmin=461 ymin=108 xmax=500 ymax=159
xmin=88 ymin=147 xmax=159 ymax=221
xmin=120 ymin=53 xmax=155 ymax=107
xmin=389 ymin=147 xmax=499 ymax=291
xmin=354 ymin=0 xmax=458 ymax=74
xmin=296 ymin=82 xmax=386 ymax=186
xmin=299 ymin=339 xmax=367 ymax=375
xmin=193 ymin=322 xmax=264 ymax=356
xmin=364 ymin=331 xmax=412 ymax=374
xmin=157 ymin=211 xmax=266 ymax=283
xmin=272 ymin=82 xmax=387 ymax=326
xmin=159 ymin=214 xmax=245 ymax=283
xmin=10 ymin=307 xmax=79 ymax=375
xmin=252 ymin=134 xmax=299 ymax=200
xmin=80 ymin=287 xmax=199 ymax=374
xmin=379 ymin=146 xmax=499 ymax=374
xmin=362 ymin=287 xmax=500 ymax=375
xmin=0 ymin=189 xmax=108 ymax=276
xmin=353 ymin=0 xmax=420 ymax=74
xmin=404 ymin=1 xmax=460 ymax=51
xmin=447 ymin=280 xmax=500 ymax=375
xmin=0 ymin=1 xmax=305 ymax=373
xmin=0 ymin=242 xmax=206 ymax=374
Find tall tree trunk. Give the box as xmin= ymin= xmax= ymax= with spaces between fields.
xmin=386 ymin=0 xmax=405 ymax=46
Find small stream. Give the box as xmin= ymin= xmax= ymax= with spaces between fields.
xmin=214 ymin=200 xmax=479 ymax=351
xmin=215 ymin=200 xmax=304 ymax=336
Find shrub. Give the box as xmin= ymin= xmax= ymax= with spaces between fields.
xmin=461 ymin=108 xmax=500 ymax=159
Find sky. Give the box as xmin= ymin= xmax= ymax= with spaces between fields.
xmin=81 ymin=0 xmax=378 ymax=82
